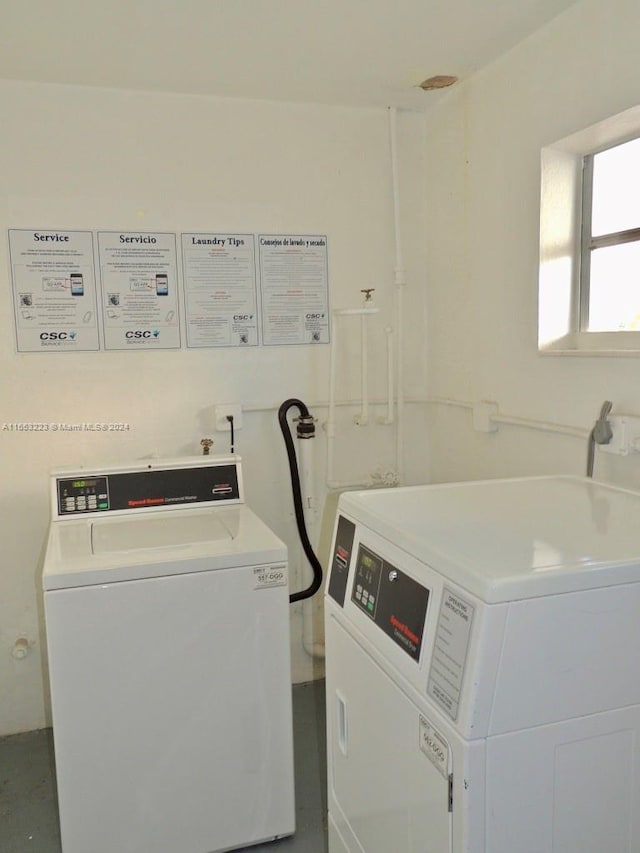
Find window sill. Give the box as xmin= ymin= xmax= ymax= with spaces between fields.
xmin=539 ymin=331 xmax=640 ymax=357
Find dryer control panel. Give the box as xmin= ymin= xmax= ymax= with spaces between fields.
xmin=351 ymin=543 xmax=430 ymax=662
xmin=54 ymin=458 xmax=242 ymax=518
xmin=327 ymin=514 xmax=430 ymax=663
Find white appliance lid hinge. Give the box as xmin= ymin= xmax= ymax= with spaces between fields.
xmin=448 ymin=773 xmax=453 ymax=813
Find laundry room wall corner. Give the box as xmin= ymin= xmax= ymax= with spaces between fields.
xmin=423 ymin=0 xmax=640 ymax=490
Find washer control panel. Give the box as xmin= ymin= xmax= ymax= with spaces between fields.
xmin=58 ymin=477 xmax=109 ymax=515
xmin=55 ymin=461 xmax=241 ymax=517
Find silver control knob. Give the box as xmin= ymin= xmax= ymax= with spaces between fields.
xmin=388 ymin=570 xmax=398 ymax=582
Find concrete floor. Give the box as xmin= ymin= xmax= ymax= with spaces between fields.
xmin=0 ymin=680 xmax=327 ymax=853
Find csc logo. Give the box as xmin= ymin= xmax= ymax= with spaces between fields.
xmin=125 ymin=330 xmax=160 ymax=339
xmin=306 ymin=313 xmax=324 ymax=320
xmin=40 ymin=331 xmax=76 ymax=341
xmin=233 ymin=314 xmax=253 ymax=321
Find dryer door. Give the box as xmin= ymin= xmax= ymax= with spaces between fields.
xmin=326 ymin=616 xmax=452 ymax=853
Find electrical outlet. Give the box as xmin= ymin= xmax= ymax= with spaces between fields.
xmin=214 ymin=404 xmax=243 ymax=432
xmin=599 ymin=415 xmax=640 ymax=456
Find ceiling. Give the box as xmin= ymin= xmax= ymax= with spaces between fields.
xmin=0 ymin=0 xmax=578 ymax=111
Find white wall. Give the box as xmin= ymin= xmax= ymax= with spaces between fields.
xmin=15 ymin=0 xmax=639 ymax=739
xmin=423 ymin=0 xmax=640 ymax=488
xmin=0 ymin=80 xmax=427 ymax=735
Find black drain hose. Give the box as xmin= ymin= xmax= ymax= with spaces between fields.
xmin=278 ymin=398 xmax=323 ymax=603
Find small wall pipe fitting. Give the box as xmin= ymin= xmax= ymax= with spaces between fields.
xmin=12 ymin=637 xmax=31 ymax=660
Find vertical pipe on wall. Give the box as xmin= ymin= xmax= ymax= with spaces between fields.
xmin=326 ymin=313 xmax=339 ymax=486
xmin=298 ymin=433 xmax=325 ymax=658
xmin=326 ymin=307 xmax=379 ymax=487
xmin=380 ymin=325 xmax=395 ymax=425
xmin=389 ymin=107 xmax=406 ymax=482
xmin=355 ymin=313 xmax=370 ymax=426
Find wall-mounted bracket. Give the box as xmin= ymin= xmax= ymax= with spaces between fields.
xmin=473 ymin=401 xmax=498 ymax=433
xmin=598 ymin=415 xmax=640 ymax=456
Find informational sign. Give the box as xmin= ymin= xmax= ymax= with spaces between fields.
xmin=258 ymin=234 xmax=329 ymax=346
xmin=8 ymin=228 xmax=332 ymax=352
xmin=8 ymin=229 xmax=99 ymax=352
xmin=181 ymin=233 xmax=258 ymax=347
xmin=97 ymin=231 xmax=180 ymax=350
xmin=427 ymin=588 xmax=475 ymax=722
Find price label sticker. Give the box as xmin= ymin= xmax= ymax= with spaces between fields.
xmin=253 ymin=564 xmax=287 ymax=590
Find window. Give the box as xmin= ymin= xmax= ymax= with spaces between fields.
xmin=581 ymin=137 xmax=640 ymax=332
xmin=539 ymin=106 xmax=640 ymax=354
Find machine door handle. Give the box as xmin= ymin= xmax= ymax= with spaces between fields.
xmin=336 ymin=691 xmax=348 ymax=756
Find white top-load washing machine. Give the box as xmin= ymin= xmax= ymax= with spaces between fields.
xmin=325 ymin=475 xmax=640 ymax=853
xmin=43 ymin=455 xmax=294 ymax=853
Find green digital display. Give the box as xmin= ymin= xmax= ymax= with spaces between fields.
xmin=71 ymin=479 xmax=99 ymax=490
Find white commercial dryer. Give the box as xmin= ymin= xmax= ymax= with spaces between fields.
xmin=325 ymin=475 xmax=640 ymax=853
xmin=43 ymin=455 xmax=294 ymax=853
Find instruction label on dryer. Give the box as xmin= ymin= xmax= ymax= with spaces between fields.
xmin=427 ymin=588 xmax=475 ymax=721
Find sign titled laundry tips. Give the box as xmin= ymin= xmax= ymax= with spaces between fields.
xmin=181 ymin=233 xmax=259 ymax=348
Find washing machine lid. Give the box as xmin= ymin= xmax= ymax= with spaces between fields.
xmin=339 ymin=475 xmax=640 ymax=603
xmin=43 ymin=504 xmax=286 ymax=590
xmin=91 ymin=510 xmax=232 ymax=553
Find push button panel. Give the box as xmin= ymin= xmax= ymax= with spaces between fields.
xmin=55 ymin=463 xmax=241 ymax=517
xmin=58 ymin=477 xmax=109 ymax=515
xmin=351 ymin=543 xmax=430 ymax=662
xmin=327 ymin=515 xmax=356 ymax=607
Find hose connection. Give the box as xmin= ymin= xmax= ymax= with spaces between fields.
xmin=278 ymin=398 xmax=323 ymax=603
xmin=295 ymin=414 xmax=316 ymax=439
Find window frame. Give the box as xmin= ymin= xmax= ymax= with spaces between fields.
xmin=579 ymin=143 xmax=640 ymax=333
xmin=538 ymin=105 xmax=640 ymax=356
xmin=578 ymin=152 xmax=594 ymax=332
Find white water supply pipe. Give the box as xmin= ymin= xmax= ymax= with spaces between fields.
xmin=326 ymin=313 xmax=339 ymax=488
xmin=379 ymin=325 xmax=395 ymax=425
xmin=324 ymin=109 xmax=406 ymax=489
xmin=321 ymin=137 xmax=406 ymax=623
xmin=326 ymin=305 xmax=379 ymax=488
xmin=354 ymin=305 xmax=380 ymax=425
xmin=389 ymin=106 xmax=406 ymax=482
xmin=296 ymin=429 xmax=325 ymax=659
xmin=357 ymin=312 xmax=369 ymax=425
